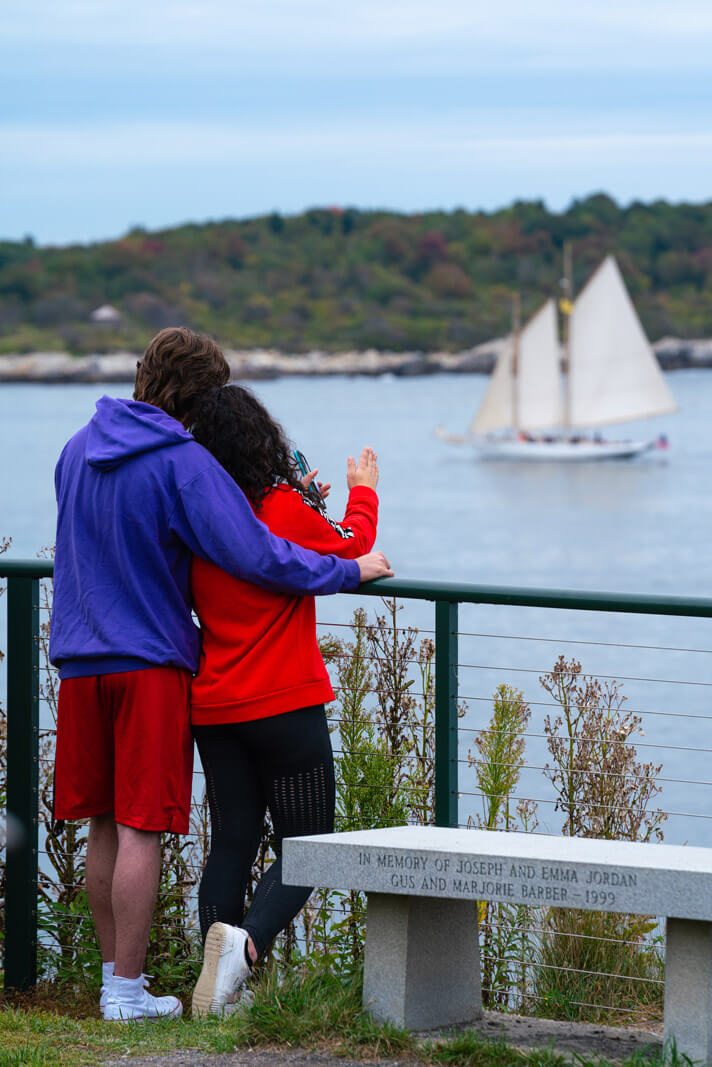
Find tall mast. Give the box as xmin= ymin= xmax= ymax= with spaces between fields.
xmin=511 ymin=291 xmax=521 ymax=433
xmin=560 ymin=242 xmax=574 ymax=434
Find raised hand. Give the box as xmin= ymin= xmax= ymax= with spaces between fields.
xmin=347 ymin=447 xmax=379 ymax=491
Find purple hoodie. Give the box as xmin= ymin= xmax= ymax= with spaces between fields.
xmin=50 ymin=397 xmax=360 ymax=679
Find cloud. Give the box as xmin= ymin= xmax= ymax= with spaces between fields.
xmin=6 ymin=0 xmax=712 ymax=72
xmin=4 ymin=0 xmax=712 ymax=241
xmin=7 ymin=117 xmax=712 ymax=166
xmin=6 ymin=115 xmax=712 ymax=242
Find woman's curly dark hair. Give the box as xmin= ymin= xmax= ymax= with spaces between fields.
xmin=190 ymin=385 xmax=304 ymax=508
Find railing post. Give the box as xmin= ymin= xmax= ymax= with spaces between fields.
xmin=4 ymin=575 xmax=40 ymax=991
xmin=434 ymin=600 xmax=458 ymax=828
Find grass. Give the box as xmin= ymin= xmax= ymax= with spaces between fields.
xmin=234 ymin=964 xmax=413 ymax=1058
xmin=0 ymin=966 xmax=685 ymax=1067
xmin=0 ymin=1005 xmax=264 ymax=1066
xmin=533 ymin=910 xmax=664 ymax=1026
xmin=0 ymin=968 xmax=414 ymax=1066
xmin=425 ymin=1029 xmax=543 ymax=1067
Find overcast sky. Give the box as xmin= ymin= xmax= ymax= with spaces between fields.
xmin=4 ymin=0 xmax=712 ymax=245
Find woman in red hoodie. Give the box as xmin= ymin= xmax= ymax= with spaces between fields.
xmin=188 ymin=384 xmax=381 ymax=1017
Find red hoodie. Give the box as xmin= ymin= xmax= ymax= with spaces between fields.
xmin=190 ymin=484 xmax=378 ymax=724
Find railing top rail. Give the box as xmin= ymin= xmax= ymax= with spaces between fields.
xmin=360 ymin=578 xmax=712 ymax=617
xmin=2 ymin=560 xmax=712 ymax=618
xmin=1 ymin=560 xmax=54 ymax=579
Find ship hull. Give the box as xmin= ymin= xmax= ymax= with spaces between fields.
xmin=472 ymin=437 xmax=655 ymax=461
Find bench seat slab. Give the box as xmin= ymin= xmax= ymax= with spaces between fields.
xmin=362 ymin=893 xmax=482 ymax=1030
xmin=664 ymin=918 xmax=712 ymax=1064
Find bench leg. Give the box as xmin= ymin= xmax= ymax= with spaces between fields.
xmin=664 ymin=918 xmax=712 ymax=1063
xmin=362 ymin=893 xmax=481 ymax=1030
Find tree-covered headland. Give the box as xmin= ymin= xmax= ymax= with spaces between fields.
xmin=1 ymin=193 xmax=711 ymax=356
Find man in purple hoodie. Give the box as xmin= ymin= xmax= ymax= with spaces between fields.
xmin=49 ymin=327 xmax=392 ymax=1022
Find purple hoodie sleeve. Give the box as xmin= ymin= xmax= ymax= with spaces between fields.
xmin=170 ymin=463 xmax=361 ymax=595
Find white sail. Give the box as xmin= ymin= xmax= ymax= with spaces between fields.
xmin=470 ymin=337 xmax=514 ymax=433
xmin=569 ymin=256 xmax=677 ymax=428
xmin=518 ymin=299 xmax=563 ymax=431
xmin=471 ymin=300 xmax=562 ymax=433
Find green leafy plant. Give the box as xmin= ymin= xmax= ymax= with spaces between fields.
xmin=468 ymin=684 xmax=538 ymax=1010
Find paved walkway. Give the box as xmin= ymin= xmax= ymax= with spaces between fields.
xmin=458 ymin=1010 xmax=661 ymax=1060
xmin=103 ymin=1054 xmax=408 ymax=1067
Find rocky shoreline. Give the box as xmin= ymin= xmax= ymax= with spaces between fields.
xmin=1 ymin=336 xmax=711 ymax=384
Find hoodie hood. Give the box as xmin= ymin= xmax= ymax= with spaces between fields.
xmin=86 ymin=396 xmax=193 ymax=470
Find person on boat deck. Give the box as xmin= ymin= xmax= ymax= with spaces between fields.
xmin=49 ymin=328 xmax=393 ymax=1024
xmin=188 ymin=384 xmax=381 ymax=1018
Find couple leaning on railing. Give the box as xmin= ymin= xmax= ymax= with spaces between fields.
xmin=49 ymin=326 xmax=394 ymax=1022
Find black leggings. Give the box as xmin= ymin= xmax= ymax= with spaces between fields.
xmin=193 ymin=704 xmax=335 ymax=957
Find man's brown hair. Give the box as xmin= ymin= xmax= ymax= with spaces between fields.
xmin=134 ymin=327 xmax=230 ymax=424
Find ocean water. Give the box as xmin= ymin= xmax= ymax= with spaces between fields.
xmin=1 ymin=370 xmax=712 ymax=844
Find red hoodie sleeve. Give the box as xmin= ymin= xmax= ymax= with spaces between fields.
xmin=260 ymin=485 xmax=378 ymax=559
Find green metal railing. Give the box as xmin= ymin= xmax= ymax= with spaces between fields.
xmin=3 ymin=558 xmax=712 ymax=992
xmin=3 ymin=563 xmax=42 ymax=993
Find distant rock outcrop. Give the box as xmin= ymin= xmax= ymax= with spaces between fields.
xmin=0 ymin=340 xmax=502 ymax=383
xmin=653 ymin=337 xmax=712 ymax=369
xmin=0 ymin=337 xmax=708 ymax=383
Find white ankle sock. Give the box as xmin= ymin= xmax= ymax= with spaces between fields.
xmin=112 ymin=975 xmax=145 ymax=1003
xmin=102 ymin=962 xmax=114 ymax=987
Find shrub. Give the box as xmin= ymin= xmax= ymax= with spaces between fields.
xmin=533 ymin=656 xmax=666 ymax=1022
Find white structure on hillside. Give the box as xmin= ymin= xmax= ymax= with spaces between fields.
xmin=90 ymin=304 xmax=122 ymax=323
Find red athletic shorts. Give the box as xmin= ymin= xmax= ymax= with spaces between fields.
xmin=54 ymin=667 xmax=193 ymax=834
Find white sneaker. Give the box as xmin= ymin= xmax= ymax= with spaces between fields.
xmin=192 ymin=923 xmax=252 ymax=1018
xmin=100 ymin=974 xmax=149 ymax=1016
xmin=222 ymin=985 xmax=256 ymax=1017
xmin=104 ymin=974 xmax=183 ymax=1022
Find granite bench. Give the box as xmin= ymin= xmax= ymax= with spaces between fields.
xmin=283 ymin=826 xmax=712 ymax=1062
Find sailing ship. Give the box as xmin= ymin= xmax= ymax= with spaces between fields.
xmin=439 ymin=254 xmax=677 ymax=461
